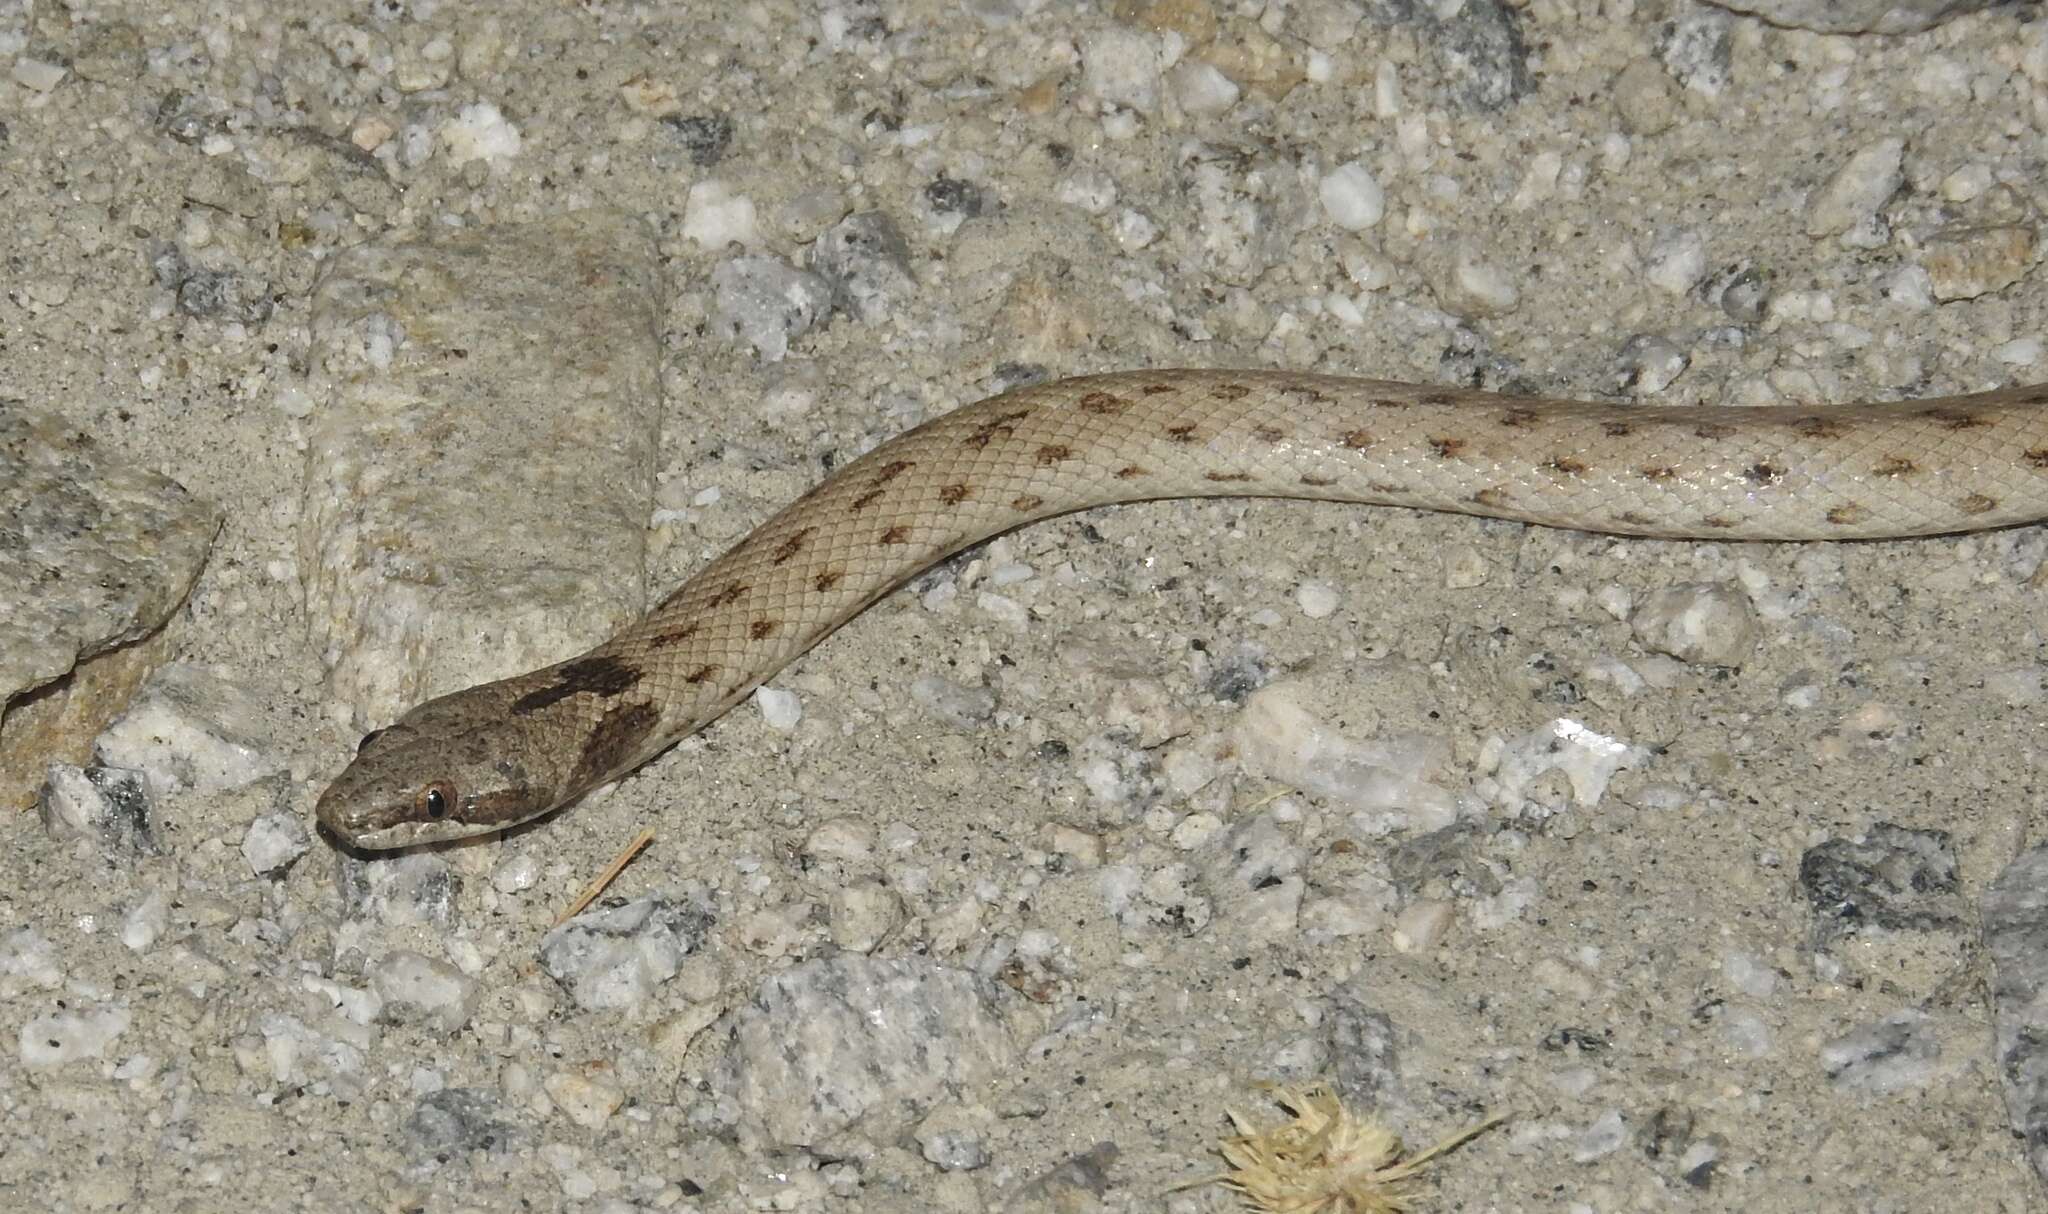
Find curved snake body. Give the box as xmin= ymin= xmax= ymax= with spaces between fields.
xmin=316 ymin=370 xmax=2048 ymax=848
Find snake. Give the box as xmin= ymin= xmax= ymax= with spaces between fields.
xmin=314 ymin=369 xmax=2048 ymax=849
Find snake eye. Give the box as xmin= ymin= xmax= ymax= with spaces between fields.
xmin=419 ymin=783 xmax=453 ymax=819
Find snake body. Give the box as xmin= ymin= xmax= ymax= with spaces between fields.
xmin=315 ymin=370 xmax=2048 ymax=849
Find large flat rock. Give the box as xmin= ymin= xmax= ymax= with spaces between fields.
xmin=0 ymin=403 xmax=221 ymax=805
xmin=300 ymin=210 xmax=665 ymax=725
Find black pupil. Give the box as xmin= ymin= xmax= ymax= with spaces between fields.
xmin=425 ymin=788 xmax=447 ymax=818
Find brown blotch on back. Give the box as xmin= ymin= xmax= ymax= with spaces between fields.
xmin=939 ymin=482 xmax=971 ymax=505
xmin=813 ymin=569 xmax=845 ymax=592
xmin=1546 ymin=456 xmax=1589 ymax=476
xmin=1165 ymin=422 xmax=1200 ymax=442
xmin=1792 ymin=415 xmax=1848 ymax=439
xmin=1873 ymin=456 xmax=1918 ymax=477
xmin=1012 ymin=493 xmax=1045 ymax=512
xmin=1428 ymin=436 xmax=1467 ymax=459
xmin=1472 ymin=487 xmax=1513 ymax=509
xmin=2025 ymin=447 xmax=2048 ymax=469
xmin=1602 ymin=421 xmax=1635 ymax=438
xmin=1639 ymin=465 xmax=1677 ymax=482
xmin=964 ymin=408 xmax=1033 ymax=448
xmin=875 ymin=459 xmax=915 ymax=482
xmin=1700 ymin=515 xmax=1736 ymax=529
xmin=711 ymin=582 xmax=749 ymax=608
xmin=1115 ymin=465 xmax=1149 ymax=479
xmin=1205 ymin=471 xmax=1255 ymax=483
xmin=565 ymin=700 xmax=660 ymax=791
xmin=1922 ymin=407 xmax=1994 ymax=431
xmin=1299 ymin=473 xmax=1336 ymax=487
xmin=1745 ymin=462 xmax=1784 ymax=486
xmin=1959 ymin=493 xmax=2000 ymax=515
xmin=850 ymin=488 xmax=885 ymax=512
xmin=1613 ymin=510 xmax=1652 ymax=528
xmin=1420 ymin=391 xmax=1460 ymax=407
xmin=511 ymin=654 xmax=643 ymax=715
xmin=1035 ymin=443 xmax=1073 ymax=466
xmin=645 ymin=621 xmax=700 ymax=648
xmin=1080 ymin=391 xmax=1132 ymax=414
xmin=1140 ymin=383 xmax=1177 ymax=395
xmin=1826 ymin=504 xmax=1866 ymax=526
xmin=1252 ymin=424 xmax=1286 ymax=443
xmin=749 ymin=619 xmax=779 ymax=640
xmin=684 ymin=664 xmax=720 ymax=685
xmin=1210 ymin=382 xmax=1252 ymax=401
xmin=880 ymin=524 xmax=911 ymax=544
xmin=1499 ymin=407 xmax=1542 ymax=430
xmin=771 ymin=527 xmax=816 ymax=565
xmin=1372 ymin=397 xmax=1414 ymax=410
xmin=1340 ymin=429 xmax=1377 ymax=450
xmin=1693 ymin=422 xmax=1735 ymax=441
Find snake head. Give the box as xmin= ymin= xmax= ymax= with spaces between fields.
xmin=315 ymin=710 xmax=563 ymax=850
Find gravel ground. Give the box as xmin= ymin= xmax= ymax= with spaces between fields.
xmin=4 ymin=1 xmax=2048 ymax=1211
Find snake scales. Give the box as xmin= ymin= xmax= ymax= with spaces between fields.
xmin=315 ymin=369 xmax=2048 ymax=849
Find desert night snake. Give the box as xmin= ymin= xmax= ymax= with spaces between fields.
xmin=315 ymin=369 xmax=2048 ymax=849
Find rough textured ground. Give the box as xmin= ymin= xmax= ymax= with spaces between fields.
xmin=4 ymin=1 xmax=2047 ymax=1211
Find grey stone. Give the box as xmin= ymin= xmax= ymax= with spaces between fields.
xmin=95 ymin=662 xmax=281 ymax=796
xmin=1703 ymin=0 xmax=2032 ymax=34
xmin=37 ymin=763 xmax=160 ymax=855
xmin=337 ymin=850 xmax=461 ymax=928
xmin=1357 ymin=0 xmax=1532 ymax=111
xmin=1002 ymin=1141 xmax=1118 ymax=1213
xmin=369 ymin=950 xmax=480 ymax=1034
xmin=405 ymin=1088 xmax=525 ymax=1162
xmin=714 ymin=954 xmax=1022 ymax=1146
xmin=808 ymin=212 xmax=917 ymax=324
xmin=539 ymin=890 xmax=716 ymax=1011
xmin=0 ymin=402 xmax=220 ymax=715
xmin=1982 ymin=846 xmax=2048 ymax=1188
xmin=1799 ymin=822 xmax=1962 ymax=945
xmin=709 ymin=255 xmax=833 ymax=362
xmin=1819 ymin=1009 xmax=1940 ymax=1093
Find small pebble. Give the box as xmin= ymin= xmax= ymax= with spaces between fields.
xmin=1319 ymin=161 xmax=1385 ymax=231
xmin=754 ymin=686 xmax=802 ymax=731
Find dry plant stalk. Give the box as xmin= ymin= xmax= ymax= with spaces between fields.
xmin=1179 ymin=1083 xmax=1505 ymax=1213
xmin=554 ymin=827 xmax=656 ymax=925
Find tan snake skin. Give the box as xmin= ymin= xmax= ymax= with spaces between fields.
xmin=316 ymin=369 xmax=2048 ymax=848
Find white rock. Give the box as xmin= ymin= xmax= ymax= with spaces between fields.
xmin=370 ymin=950 xmax=481 ymax=1033
xmin=1804 ymin=138 xmax=1903 ymax=238
xmin=683 ymin=179 xmax=760 ymax=248
xmin=21 ymin=1005 xmax=131 ymax=1067
xmin=440 ymin=101 xmax=522 ymax=165
xmin=1319 ymin=161 xmax=1385 ymax=231
xmin=1631 ymin=582 xmax=1758 ymax=667
xmin=242 ymin=810 xmax=311 ymax=876
xmin=492 ymin=852 xmax=541 ymax=893
xmin=1171 ymin=61 xmax=1240 ymax=115
xmin=1295 ymin=580 xmax=1340 ymax=619
xmin=10 ymin=58 xmax=66 ymax=92
xmin=1643 ymin=229 xmax=1706 ymax=295
xmin=545 ymin=1070 xmax=624 ymax=1128
xmin=121 ymin=890 xmax=170 ymax=952
xmin=755 ymin=686 xmax=802 ymax=730
xmin=1080 ymin=28 xmax=1163 ymax=112
xmin=0 ymin=929 xmax=62 ymax=995
xmin=96 ymin=663 xmax=281 ymax=796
